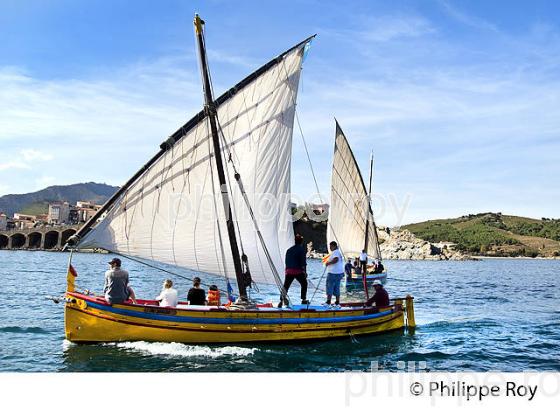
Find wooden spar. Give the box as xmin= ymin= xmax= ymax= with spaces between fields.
xmin=364 ymin=151 xmax=373 ymax=254
xmin=193 ymin=14 xmax=247 ymax=300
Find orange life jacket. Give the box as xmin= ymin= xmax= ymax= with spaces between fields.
xmin=207 ymin=289 xmax=221 ymax=306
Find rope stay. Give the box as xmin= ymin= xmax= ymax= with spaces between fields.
xmin=206 ymin=121 xmax=234 ymax=301
xmin=100 ymin=249 xmax=232 ymax=296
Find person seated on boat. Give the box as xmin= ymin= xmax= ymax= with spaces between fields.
xmin=365 ymin=280 xmax=389 ymax=308
xmin=344 ymin=258 xmax=354 ymax=279
xmin=155 ymin=279 xmax=178 ymax=308
xmin=187 ymin=277 xmax=206 ymax=305
xmin=279 ymin=233 xmax=308 ymax=307
xmin=207 ymin=284 xmax=221 ymax=306
xmin=352 ymin=259 xmax=360 ymax=275
xmin=374 ymin=260 xmax=385 ymax=273
xmin=325 ymin=241 xmax=344 ymax=306
xmin=104 ymin=257 xmax=137 ymax=305
xmin=359 ymin=249 xmax=368 ymax=275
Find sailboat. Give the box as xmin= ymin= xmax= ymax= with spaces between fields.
xmin=63 ymin=15 xmax=415 ymax=344
xmin=328 ymin=121 xmax=387 ymax=289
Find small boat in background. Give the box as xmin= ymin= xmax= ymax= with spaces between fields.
xmin=345 ymin=270 xmax=387 ymax=288
xmin=327 ymin=121 xmax=388 ymax=293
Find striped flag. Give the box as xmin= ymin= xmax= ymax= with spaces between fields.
xmin=226 ymin=280 xmax=236 ymax=302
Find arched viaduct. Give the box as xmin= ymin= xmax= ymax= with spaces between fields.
xmin=0 ymin=226 xmax=80 ymax=250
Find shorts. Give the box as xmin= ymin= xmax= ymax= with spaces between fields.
xmin=326 ymin=273 xmax=343 ymax=297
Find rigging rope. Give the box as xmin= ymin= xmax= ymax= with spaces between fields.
xmin=233 ymin=173 xmax=290 ymax=305
xmin=211 ymin=72 xmax=291 ymax=303
xmin=105 ymin=249 xmax=231 ymax=296
xmin=310 ymin=265 xmax=328 ymax=303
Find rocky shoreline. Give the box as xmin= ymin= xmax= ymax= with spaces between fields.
xmin=378 ymin=228 xmax=474 ymax=260
xmin=308 ymin=228 xmax=475 ymax=261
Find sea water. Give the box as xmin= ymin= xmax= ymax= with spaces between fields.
xmin=0 ymin=250 xmax=558 ymax=372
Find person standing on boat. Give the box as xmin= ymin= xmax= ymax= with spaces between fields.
xmin=359 ymin=249 xmax=368 ymax=275
xmin=187 ymin=277 xmax=206 ymax=305
xmin=344 ymin=258 xmax=354 ymax=279
xmin=155 ymin=279 xmax=178 ymax=308
xmin=325 ymin=241 xmax=344 ymax=306
xmin=365 ymin=280 xmax=389 ymax=308
xmin=279 ymin=234 xmax=308 ymax=307
xmin=103 ymin=257 xmax=137 ymax=305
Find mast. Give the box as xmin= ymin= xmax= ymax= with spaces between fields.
xmin=364 ymin=150 xmax=373 ymax=253
xmin=194 ymin=14 xmax=247 ymax=300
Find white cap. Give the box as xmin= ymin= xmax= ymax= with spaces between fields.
xmin=372 ymin=280 xmax=383 ymax=287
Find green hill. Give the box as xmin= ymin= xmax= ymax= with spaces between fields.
xmin=0 ymin=182 xmax=119 ymax=217
xmin=403 ymin=213 xmax=560 ymax=257
xmin=18 ymin=202 xmax=49 ymax=216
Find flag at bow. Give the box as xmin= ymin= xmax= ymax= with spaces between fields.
xmin=67 ymin=264 xmax=78 ymax=292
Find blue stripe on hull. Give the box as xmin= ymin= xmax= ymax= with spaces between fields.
xmin=87 ymin=301 xmax=394 ymax=325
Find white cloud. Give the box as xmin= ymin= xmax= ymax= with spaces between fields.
xmin=360 ymin=16 xmax=435 ymax=42
xmin=0 ymin=149 xmax=53 ymax=172
xmin=20 ymin=149 xmax=53 ymax=162
xmin=207 ymin=49 xmax=256 ymax=68
xmin=0 ymin=161 xmax=29 ymax=171
xmin=438 ymin=0 xmax=500 ymax=33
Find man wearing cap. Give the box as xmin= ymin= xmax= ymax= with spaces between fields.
xmin=365 ymin=280 xmax=389 ymax=308
xmin=278 ymin=233 xmax=308 ymax=307
xmin=104 ymin=257 xmax=137 ymax=305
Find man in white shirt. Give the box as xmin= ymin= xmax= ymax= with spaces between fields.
xmin=325 ymin=241 xmax=344 ymax=306
xmin=156 ymin=279 xmax=179 ymax=308
xmin=359 ymin=249 xmax=368 ymax=275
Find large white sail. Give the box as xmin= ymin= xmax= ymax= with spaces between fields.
xmin=77 ymin=41 xmax=310 ymax=285
xmin=327 ymin=122 xmax=381 ymax=259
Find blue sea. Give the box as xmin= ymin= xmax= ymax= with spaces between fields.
xmin=0 ymin=250 xmax=558 ymax=372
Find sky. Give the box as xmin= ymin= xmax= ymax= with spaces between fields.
xmin=1 ymin=0 xmax=559 ymax=226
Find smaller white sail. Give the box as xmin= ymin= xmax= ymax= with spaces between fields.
xmin=327 ymin=122 xmax=381 ymax=259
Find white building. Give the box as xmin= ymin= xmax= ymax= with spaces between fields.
xmin=48 ymin=202 xmax=70 ymax=224
xmin=75 ymin=201 xmax=102 ymax=222
xmin=0 ymin=213 xmax=7 ymax=231
xmin=13 ymin=213 xmax=36 ymax=229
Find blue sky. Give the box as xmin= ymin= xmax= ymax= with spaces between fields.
xmin=1 ymin=0 xmax=559 ymax=225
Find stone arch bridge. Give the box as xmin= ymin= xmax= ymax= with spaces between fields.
xmin=0 ymin=225 xmax=82 ymax=250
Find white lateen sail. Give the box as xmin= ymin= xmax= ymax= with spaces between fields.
xmin=76 ymin=39 xmax=312 ymax=285
xmin=327 ymin=121 xmax=382 ymax=260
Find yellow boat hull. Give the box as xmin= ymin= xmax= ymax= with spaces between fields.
xmin=64 ymin=292 xmax=412 ymax=344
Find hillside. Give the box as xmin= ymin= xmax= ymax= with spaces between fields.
xmin=0 ymin=182 xmax=119 ymax=217
xmin=403 ymin=213 xmax=560 ymax=257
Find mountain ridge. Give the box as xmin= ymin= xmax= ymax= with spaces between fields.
xmin=403 ymin=212 xmax=560 ymax=258
xmin=0 ymin=182 xmax=119 ymax=217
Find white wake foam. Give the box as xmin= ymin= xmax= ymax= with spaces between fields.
xmin=112 ymin=341 xmax=257 ymax=358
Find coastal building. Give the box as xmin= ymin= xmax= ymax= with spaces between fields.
xmin=13 ymin=213 xmax=36 ymax=229
xmin=310 ymin=203 xmax=329 ymax=216
xmin=0 ymin=213 xmax=6 ymax=231
xmin=306 ymin=203 xmax=330 ymax=222
xmin=35 ymin=214 xmax=48 ymax=223
xmin=75 ymin=201 xmax=102 ymax=222
xmin=48 ymin=202 xmax=70 ymax=224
